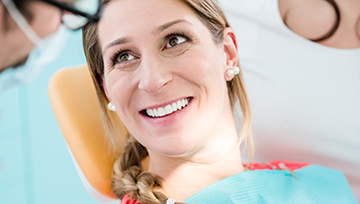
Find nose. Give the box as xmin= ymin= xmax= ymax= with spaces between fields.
xmin=137 ymin=56 xmax=173 ymax=94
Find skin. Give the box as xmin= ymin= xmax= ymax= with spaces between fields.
xmin=0 ymin=1 xmax=61 ymax=72
xmin=279 ymin=0 xmax=360 ymax=49
xmin=99 ymin=0 xmax=244 ymax=200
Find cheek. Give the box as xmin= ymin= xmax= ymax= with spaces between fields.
xmin=105 ymin=72 xmax=135 ymax=115
xmin=177 ymin=48 xmax=225 ymax=87
xmin=107 ymin=75 xmax=141 ymax=138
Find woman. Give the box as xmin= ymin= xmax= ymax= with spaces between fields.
xmin=82 ymin=0 xmax=357 ymax=203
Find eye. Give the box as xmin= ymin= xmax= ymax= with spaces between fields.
xmin=109 ymin=50 xmax=138 ymax=69
xmin=117 ymin=53 xmax=135 ymax=62
xmin=165 ymin=36 xmax=187 ymax=48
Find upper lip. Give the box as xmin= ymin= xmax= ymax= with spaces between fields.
xmin=140 ymin=96 xmax=192 ymax=111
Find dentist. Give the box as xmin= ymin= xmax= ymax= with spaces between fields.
xmin=0 ymin=0 xmax=102 ymax=92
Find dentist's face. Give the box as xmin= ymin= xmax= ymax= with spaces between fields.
xmin=0 ymin=1 xmax=61 ymax=72
xmin=100 ymin=0 xmax=231 ymax=156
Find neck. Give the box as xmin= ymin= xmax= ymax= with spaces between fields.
xmin=147 ymin=120 xmax=244 ymax=201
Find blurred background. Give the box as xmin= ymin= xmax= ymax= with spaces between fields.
xmin=1 ymin=0 xmax=359 ymax=202
xmin=0 ymin=30 xmax=103 ymax=204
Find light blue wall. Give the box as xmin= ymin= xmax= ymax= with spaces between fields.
xmin=0 ymin=30 xmax=104 ymax=204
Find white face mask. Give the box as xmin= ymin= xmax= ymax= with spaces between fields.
xmin=0 ymin=0 xmax=70 ymax=93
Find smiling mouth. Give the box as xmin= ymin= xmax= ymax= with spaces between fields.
xmin=141 ymin=97 xmax=192 ymax=118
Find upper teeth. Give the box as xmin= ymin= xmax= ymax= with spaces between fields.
xmin=146 ymin=98 xmax=189 ymax=117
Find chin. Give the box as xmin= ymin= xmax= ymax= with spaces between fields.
xmin=148 ymin=138 xmax=198 ymax=158
xmin=156 ymin=141 xmax=201 ymax=158
xmin=158 ymin=149 xmax=191 ymax=157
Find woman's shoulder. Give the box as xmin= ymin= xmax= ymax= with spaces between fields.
xmin=184 ymin=159 xmax=358 ymax=203
xmin=247 ymin=160 xmax=351 ymax=191
xmin=245 ymin=160 xmax=357 ymax=203
xmin=247 ymin=160 xmax=350 ymax=180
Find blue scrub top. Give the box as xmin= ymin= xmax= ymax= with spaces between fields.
xmin=183 ymin=164 xmax=357 ymax=203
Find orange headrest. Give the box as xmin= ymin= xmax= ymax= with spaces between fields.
xmin=48 ymin=64 xmax=117 ymax=199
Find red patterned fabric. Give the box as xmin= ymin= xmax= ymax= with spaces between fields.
xmin=245 ymin=160 xmax=310 ymax=171
xmin=120 ymin=194 xmax=139 ymax=204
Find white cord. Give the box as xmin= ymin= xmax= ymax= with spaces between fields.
xmin=279 ymin=163 xmax=299 ymax=179
xmin=2 ymin=0 xmax=41 ymax=45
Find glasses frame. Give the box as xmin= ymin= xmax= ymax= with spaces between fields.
xmin=40 ymin=0 xmax=102 ymax=30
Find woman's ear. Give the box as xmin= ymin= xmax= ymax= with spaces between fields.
xmin=222 ymin=28 xmax=239 ymax=81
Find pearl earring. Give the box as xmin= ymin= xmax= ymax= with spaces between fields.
xmin=107 ymin=102 xmax=116 ymax=111
xmin=226 ymin=66 xmax=240 ymax=77
xmin=166 ymin=198 xmax=176 ymax=204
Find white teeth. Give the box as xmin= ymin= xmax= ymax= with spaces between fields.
xmin=181 ymin=99 xmax=186 ymax=107
xmin=176 ymin=100 xmax=182 ymax=110
xmin=146 ymin=109 xmax=153 ymax=117
xmin=145 ymin=98 xmax=190 ymax=118
xmin=158 ymin=107 xmax=165 ymax=117
xmin=171 ymin=103 xmax=177 ymax=112
xmin=185 ymin=99 xmax=188 ymax=106
xmin=165 ymin=105 xmax=173 ymax=115
xmin=153 ymin=109 xmax=158 ymax=117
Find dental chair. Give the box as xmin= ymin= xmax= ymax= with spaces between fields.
xmin=48 ymin=64 xmax=120 ymax=203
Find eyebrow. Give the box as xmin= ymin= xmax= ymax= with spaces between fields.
xmin=103 ymin=19 xmax=192 ymax=54
xmin=103 ymin=37 xmax=131 ymax=54
xmin=156 ymin=19 xmax=191 ymax=34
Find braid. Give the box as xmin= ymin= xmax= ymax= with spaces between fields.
xmin=111 ymin=136 xmax=172 ymax=204
xmin=120 ymin=136 xmax=148 ymax=172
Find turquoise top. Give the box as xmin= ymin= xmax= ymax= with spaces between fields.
xmin=183 ymin=164 xmax=358 ymax=204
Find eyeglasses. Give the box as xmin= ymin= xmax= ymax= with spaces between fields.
xmin=40 ymin=0 xmax=102 ymax=30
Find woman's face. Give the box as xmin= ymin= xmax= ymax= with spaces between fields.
xmin=99 ymin=0 xmax=236 ymax=156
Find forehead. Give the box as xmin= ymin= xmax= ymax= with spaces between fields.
xmin=98 ymin=0 xmax=201 ymax=49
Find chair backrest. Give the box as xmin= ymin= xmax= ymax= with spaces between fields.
xmin=48 ymin=64 xmax=119 ymax=202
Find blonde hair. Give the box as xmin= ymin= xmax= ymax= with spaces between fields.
xmin=82 ymin=0 xmax=253 ymax=203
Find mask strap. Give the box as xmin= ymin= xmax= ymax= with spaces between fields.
xmin=2 ymin=0 xmax=41 ymax=45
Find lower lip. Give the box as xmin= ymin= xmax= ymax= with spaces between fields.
xmin=140 ymin=98 xmax=193 ymax=126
